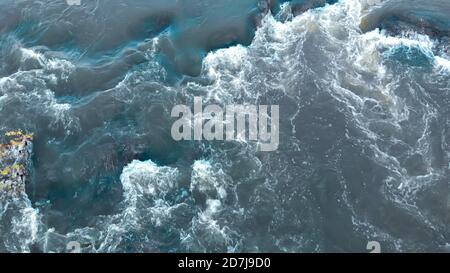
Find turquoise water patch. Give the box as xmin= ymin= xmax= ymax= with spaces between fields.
xmin=383 ymin=45 xmax=435 ymax=67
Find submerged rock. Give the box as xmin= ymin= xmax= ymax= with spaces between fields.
xmin=360 ymin=0 xmax=450 ymax=37
xmin=0 ymin=130 xmax=33 ymax=197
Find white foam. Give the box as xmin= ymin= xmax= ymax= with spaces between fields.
xmin=119 ymin=159 xmax=179 ymax=228
xmin=94 ymin=159 xmax=181 ymax=251
xmin=20 ymin=48 xmax=45 ymax=67
xmin=190 ymin=160 xmax=227 ymax=200
xmin=0 ymin=46 xmax=78 ymax=133
xmin=0 ymin=197 xmax=44 ymax=252
xmin=435 ymin=56 xmax=450 ymax=72
xmin=120 ymin=159 xmax=178 ymax=203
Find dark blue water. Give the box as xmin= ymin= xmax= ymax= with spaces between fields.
xmin=0 ymin=0 xmax=449 ymax=252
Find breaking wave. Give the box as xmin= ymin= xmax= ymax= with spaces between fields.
xmin=0 ymin=0 xmax=449 ymax=252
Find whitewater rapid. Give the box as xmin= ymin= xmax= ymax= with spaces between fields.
xmin=0 ymin=0 xmax=449 ymax=252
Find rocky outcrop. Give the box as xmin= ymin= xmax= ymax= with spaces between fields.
xmin=0 ymin=131 xmax=33 ymax=197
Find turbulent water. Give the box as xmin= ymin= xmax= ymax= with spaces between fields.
xmin=0 ymin=0 xmax=449 ymax=252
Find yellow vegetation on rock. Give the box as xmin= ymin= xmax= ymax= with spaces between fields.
xmin=5 ymin=130 xmax=24 ymax=137
xmin=1 ymin=130 xmax=32 ymax=196
xmin=1 ymin=167 xmax=10 ymax=176
xmin=1 ymin=130 xmax=33 ymax=150
xmin=12 ymin=164 xmax=24 ymax=172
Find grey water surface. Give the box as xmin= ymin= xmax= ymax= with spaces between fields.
xmin=0 ymin=0 xmax=449 ymax=252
